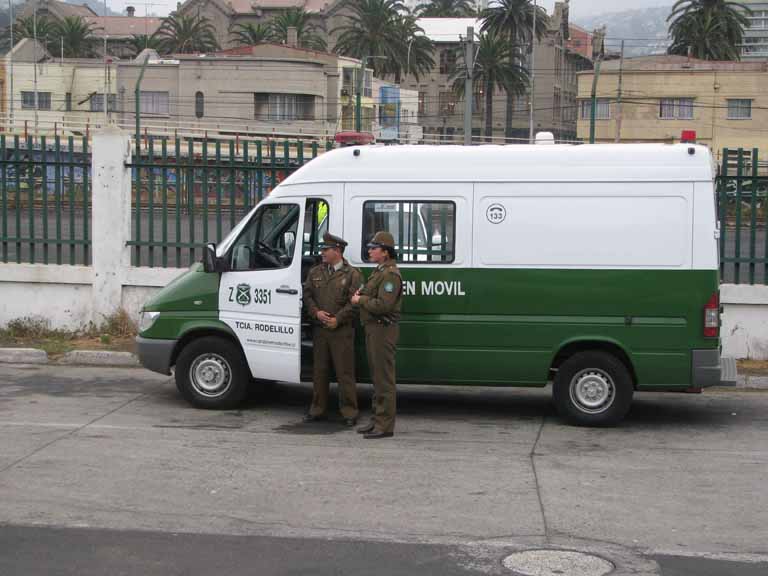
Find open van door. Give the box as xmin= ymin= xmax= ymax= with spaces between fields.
xmin=219 ymin=200 xmax=304 ymax=383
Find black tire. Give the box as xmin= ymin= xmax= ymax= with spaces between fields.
xmin=175 ymin=336 xmax=250 ymax=409
xmin=553 ymin=350 xmax=634 ymax=427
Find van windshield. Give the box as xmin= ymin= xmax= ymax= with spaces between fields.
xmin=228 ymin=203 xmax=300 ymax=271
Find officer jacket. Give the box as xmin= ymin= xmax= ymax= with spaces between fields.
xmin=358 ymin=260 xmax=403 ymax=325
xmin=303 ymin=259 xmax=363 ymax=329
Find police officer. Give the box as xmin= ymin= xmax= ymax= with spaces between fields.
xmin=302 ymin=233 xmax=363 ymax=426
xmin=351 ymin=231 xmax=402 ymax=439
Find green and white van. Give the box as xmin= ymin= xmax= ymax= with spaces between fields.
xmin=136 ymin=142 xmax=736 ymax=426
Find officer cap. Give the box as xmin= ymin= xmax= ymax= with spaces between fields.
xmin=319 ymin=232 xmax=348 ymax=250
xmin=367 ymin=231 xmax=395 ymax=250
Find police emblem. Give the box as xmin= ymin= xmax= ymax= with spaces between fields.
xmin=384 ymin=282 xmax=394 ymax=293
xmin=236 ymin=284 xmax=252 ymax=306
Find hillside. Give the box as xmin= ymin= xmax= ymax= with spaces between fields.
xmin=576 ymin=5 xmax=673 ymax=57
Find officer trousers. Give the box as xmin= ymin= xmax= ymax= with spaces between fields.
xmin=309 ymin=325 xmax=358 ymax=419
xmin=364 ymin=322 xmax=399 ymax=434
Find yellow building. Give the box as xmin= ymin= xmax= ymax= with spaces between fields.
xmin=577 ymin=55 xmax=768 ymax=159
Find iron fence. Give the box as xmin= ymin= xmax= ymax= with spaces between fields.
xmin=128 ymin=136 xmax=333 ymax=268
xmin=717 ymin=148 xmax=768 ymax=285
xmin=0 ymin=135 xmax=91 ymax=265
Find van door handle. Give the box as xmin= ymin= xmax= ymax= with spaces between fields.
xmin=276 ymin=287 xmax=299 ymax=295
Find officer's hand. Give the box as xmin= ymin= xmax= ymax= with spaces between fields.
xmin=317 ymin=311 xmax=332 ymax=323
xmin=351 ymin=291 xmax=361 ymax=305
xmin=325 ymin=317 xmax=338 ymax=330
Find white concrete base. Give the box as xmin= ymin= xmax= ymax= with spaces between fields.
xmin=57 ymin=350 xmax=139 ymax=367
xmin=0 ymin=348 xmax=49 ymax=364
xmin=721 ymin=284 xmax=768 ymax=360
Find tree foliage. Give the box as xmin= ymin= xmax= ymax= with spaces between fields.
xmin=229 ymin=22 xmax=271 ymax=47
xmin=415 ymin=0 xmax=477 ymax=17
xmin=667 ymin=0 xmax=751 ymax=60
xmin=156 ymin=13 xmax=219 ymax=54
xmin=268 ymin=8 xmax=327 ymax=51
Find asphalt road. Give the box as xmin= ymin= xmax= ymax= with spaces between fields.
xmin=1 ymin=364 xmax=767 ymax=575
xmin=2 ymin=210 xmax=766 ymax=281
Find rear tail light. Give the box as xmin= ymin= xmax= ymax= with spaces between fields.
xmin=704 ymin=292 xmax=719 ymax=338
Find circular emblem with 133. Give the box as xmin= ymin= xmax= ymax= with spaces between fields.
xmin=486 ymin=203 xmax=507 ymax=224
xmin=236 ymin=284 xmax=252 ymax=306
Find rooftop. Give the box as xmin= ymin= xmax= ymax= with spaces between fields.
xmin=593 ymin=54 xmax=768 ymax=73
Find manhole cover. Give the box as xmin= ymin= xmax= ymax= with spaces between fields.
xmin=503 ymin=549 xmax=614 ymax=576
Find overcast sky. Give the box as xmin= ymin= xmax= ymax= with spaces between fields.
xmin=107 ymin=0 xmax=673 ymax=20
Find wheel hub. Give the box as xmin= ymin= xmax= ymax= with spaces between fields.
xmin=190 ymin=354 xmax=231 ymax=397
xmin=570 ymin=369 xmax=615 ymax=414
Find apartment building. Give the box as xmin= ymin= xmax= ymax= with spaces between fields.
xmin=576 ymin=54 xmax=768 ymax=153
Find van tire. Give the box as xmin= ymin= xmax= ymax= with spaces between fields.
xmin=175 ymin=336 xmax=249 ymax=409
xmin=553 ymin=350 xmax=633 ymax=426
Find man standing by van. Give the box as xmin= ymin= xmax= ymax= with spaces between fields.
xmin=302 ymin=233 xmax=363 ymax=426
xmin=351 ymin=232 xmax=402 ymax=439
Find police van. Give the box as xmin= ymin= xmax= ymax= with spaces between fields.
xmin=136 ymin=140 xmax=736 ymax=426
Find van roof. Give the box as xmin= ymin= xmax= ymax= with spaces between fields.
xmin=278 ymin=144 xmax=715 ymax=187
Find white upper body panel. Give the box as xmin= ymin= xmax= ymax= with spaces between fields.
xmin=276 ymin=144 xmax=715 ymax=187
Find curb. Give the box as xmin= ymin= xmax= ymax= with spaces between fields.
xmin=0 ymin=348 xmax=49 ymax=365
xmin=0 ymin=348 xmax=141 ymax=368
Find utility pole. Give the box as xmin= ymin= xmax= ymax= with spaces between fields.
xmin=463 ymin=26 xmax=474 ymax=146
xmin=356 ymin=56 xmax=367 ymax=133
xmin=589 ymin=26 xmax=606 ymax=145
xmin=9 ymin=0 xmax=14 ymax=132
xmin=528 ymin=0 xmax=537 ymax=144
xmin=33 ymin=9 xmax=38 ymax=135
xmin=614 ymin=40 xmax=625 ymax=143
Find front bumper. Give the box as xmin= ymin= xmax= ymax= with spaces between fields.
xmin=136 ymin=336 xmax=176 ymax=375
xmin=692 ymin=349 xmax=738 ymax=388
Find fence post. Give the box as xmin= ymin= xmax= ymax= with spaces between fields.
xmin=91 ymin=127 xmax=132 ymax=325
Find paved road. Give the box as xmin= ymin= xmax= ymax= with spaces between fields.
xmin=1 ymin=364 xmax=767 ymax=575
xmin=2 ymin=210 xmax=767 ymax=281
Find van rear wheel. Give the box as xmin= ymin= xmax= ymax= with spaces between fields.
xmin=175 ymin=336 xmax=249 ymax=409
xmin=553 ymin=350 xmax=633 ymax=426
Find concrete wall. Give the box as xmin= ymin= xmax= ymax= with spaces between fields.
xmin=721 ymin=284 xmax=768 ymax=359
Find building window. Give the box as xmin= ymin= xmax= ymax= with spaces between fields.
xmin=727 ymin=99 xmax=752 ymax=120
xmin=579 ymin=99 xmax=610 ymax=120
xmin=418 ymin=91 xmax=426 ymax=115
xmin=65 ymin=92 xmax=72 ymax=111
xmin=21 ymin=91 xmax=51 ymax=110
xmin=659 ymin=98 xmax=694 ymax=120
xmin=139 ymin=91 xmax=170 ymax=116
xmin=362 ymin=201 xmax=456 ymax=264
xmin=742 ymin=36 xmax=768 ymax=56
xmin=195 ymin=91 xmax=204 ymax=119
xmin=439 ymin=91 xmax=457 ymax=115
xmin=254 ymin=93 xmax=315 ymax=121
xmin=553 ymin=87 xmax=562 ymax=122
xmin=439 ymin=49 xmax=457 ymax=75
xmin=90 ymin=93 xmax=117 ymax=112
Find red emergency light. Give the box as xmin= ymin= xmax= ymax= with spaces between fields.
xmin=334 ymin=132 xmax=375 ymax=147
xmin=681 ymin=130 xmax=697 ymax=143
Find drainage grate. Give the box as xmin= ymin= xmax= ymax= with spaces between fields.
xmin=502 ymin=549 xmax=614 ymax=576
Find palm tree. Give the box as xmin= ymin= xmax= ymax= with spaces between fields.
xmin=451 ymin=32 xmax=528 ymax=142
xmin=268 ymin=8 xmax=326 ymax=51
xmin=415 ymin=0 xmax=476 ymax=17
xmin=667 ymin=0 xmax=751 ymax=60
xmin=333 ymin=0 xmax=433 ymax=81
xmin=481 ymin=0 xmax=548 ymax=139
xmin=155 ymin=13 xmax=219 ymax=54
xmin=128 ymin=34 xmax=164 ymax=56
xmin=229 ymin=22 xmax=271 ymax=47
xmin=13 ymin=14 xmax=59 ymax=49
xmin=54 ymin=16 xmax=98 ymax=58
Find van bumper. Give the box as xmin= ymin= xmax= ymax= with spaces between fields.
xmin=136 ymin=336 xmax=176 ymax=375
xmin=692 ymin=349 xmax=738 ymax=388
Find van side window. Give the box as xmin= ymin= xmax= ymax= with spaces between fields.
xmin=362 ymin=201 xmax=455 ymax=264
xmin=229 ymin=203 xmax=300 ymax=271
xmin=303 ymin=199 xmax=329 ymax=257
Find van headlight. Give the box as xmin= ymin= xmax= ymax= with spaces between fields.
xmin=139 ymin=311 xmax=160 ymax=333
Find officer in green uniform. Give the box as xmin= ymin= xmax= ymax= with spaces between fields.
xmin=351 ymin=231 xmax=403 ymax=439
xmin=302 ymin=233 xmax=363 ymax=426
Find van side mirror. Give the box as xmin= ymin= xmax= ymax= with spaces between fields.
xmin=203 ymin=242 xmax=219 ymax=273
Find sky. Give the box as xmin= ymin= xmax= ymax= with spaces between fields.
xmin=103 ymin=0 xmax=674 ymax=19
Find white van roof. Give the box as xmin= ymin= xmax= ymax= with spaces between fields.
xmin=279 ymin=144 xmax=715 ymax=186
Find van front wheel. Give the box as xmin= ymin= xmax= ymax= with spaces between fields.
xmin=175 ymin=336 xmax=249 ymax=409
xmin=553 ymin=351 xmax=633 ymax=426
